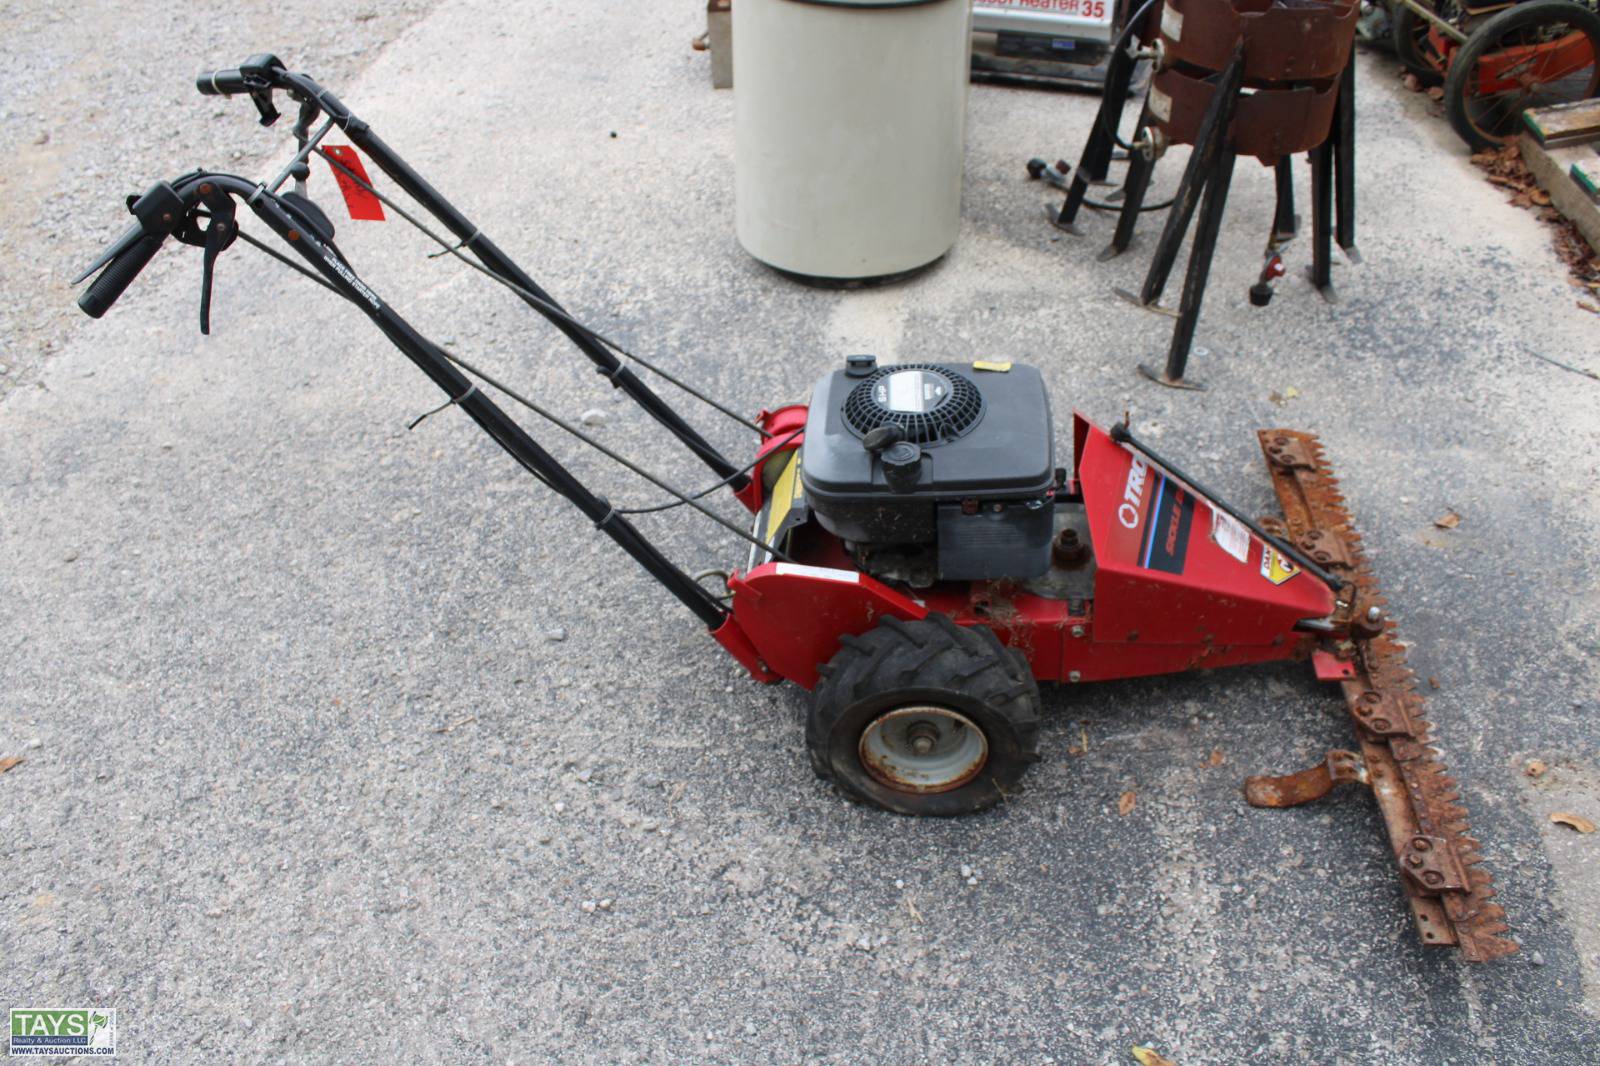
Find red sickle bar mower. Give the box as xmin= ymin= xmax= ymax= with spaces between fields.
xmin=73 ymin=55 xmax=1514 ymax=961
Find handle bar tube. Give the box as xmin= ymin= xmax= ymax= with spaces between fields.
xmin=198 ymin=172 xmax=732 ymax=629
xmin=246 ymin=66 xmax=749 ymax=493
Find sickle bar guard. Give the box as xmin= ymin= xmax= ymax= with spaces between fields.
xmin=1245 ymin=430 xmax=1517 ymax=962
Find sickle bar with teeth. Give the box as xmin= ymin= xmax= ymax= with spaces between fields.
xmin=1247 ymin=429 xmax=1517 ymax=962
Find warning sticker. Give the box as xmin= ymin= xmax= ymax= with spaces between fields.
xmin=775 ymin=563 xmax=859 ymax=584
xmin=1211 ymin=509 xmax=1250 ymax=564
xmin=1260 ymin=548 xmax=1300 ymax=586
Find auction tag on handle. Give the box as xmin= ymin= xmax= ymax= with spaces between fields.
xmin=322 ymin=145 xmax=386 ymax=222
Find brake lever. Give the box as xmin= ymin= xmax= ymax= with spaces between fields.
xmin=175 ymin=183 xmax=238 ymax=334
xmin=249 ymin=88 xmax=280 ymax=127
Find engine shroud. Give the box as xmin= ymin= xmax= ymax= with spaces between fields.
xmin=800 ymin=360 xmax=1056 ymax=582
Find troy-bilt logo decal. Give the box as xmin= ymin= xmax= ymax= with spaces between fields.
xmin=1118 ymin=455 xmax=1149 ymax=529
xmin=1139 ymin=473 xmax=1194 ymax=575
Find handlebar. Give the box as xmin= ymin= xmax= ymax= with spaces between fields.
xmin=77 ymin=230 xmax=167 ymax=319
xmin=74 ymin=179 xmax=192 ymax=319
xmin=195 ymin=68 xmax=253 ymax=96
xmin=195 ymin=53 xmax=284 ymax=95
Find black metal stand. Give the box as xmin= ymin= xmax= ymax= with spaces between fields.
xmin=1066 ymin=47 xmax=1359 ymax=389
xmin=1054 ymin=41 xmax=1141 ymax=233
xmin=1273 ymin=156 xmax=1297 ymax=239
xmin=1102 ymin=105 xmax=1156 ymax=261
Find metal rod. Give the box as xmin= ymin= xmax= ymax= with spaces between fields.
xmin=1058 ymin=34 xmax=1139 ymax=228
xmin=1310 ymin=139 xmax=1334 ymax=293
xmin=308 ymin=147 xmax=769 ymax=441
xmin=279 ymin=72 xmax=751 ymax=491
xmin=1398 ymin=0 xmax=1470 ymax=44
xmin=1334 ymin=54 xmax=1357 ymax=254
xmin=1107 ymin=106 xmax=1156 ymax=257
xmin=1162 ymin=140 xmax=1237 ymax=382
xmin=212 ymin=172 xmax=733 ymax=628
xmin=1109 ymin=422 xmax=1346 ymax=592
xmin=1273 ymin=156 xmax=1296 ymax=239
xmin=267 ymin=115 xmax=336 ymax=195
xmin=1138 ymin=49 xmax=1246 ymax=306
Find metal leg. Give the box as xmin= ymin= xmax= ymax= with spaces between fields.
xmin=1274 ymin=156 xmax=1297 ymax=240
xmin=1132 ymin=51 xmax=1246 ymax=307
xmin=1056 ymin=39 xmax=1138 ymax=231
xmin=1334 ymin=53 xmax=1359 ymax=259
xmin=1102 ymin=108 xmax=1156 ymax=260
xmin=1139 ymin=143 xmax=1239 ymax=390
xmin=1309 ymin=138 xmax=1335 ymax=301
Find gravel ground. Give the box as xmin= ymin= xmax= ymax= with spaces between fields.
xmin=3 ymin=2 xmax=1599 ymax=1063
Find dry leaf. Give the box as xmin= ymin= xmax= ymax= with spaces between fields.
xmin=1550 ymin=812 xmax=1596 ymax=833
xmin=1402 ymin=73 xmax=1422 ymax=92
xmin=1524 ymin=759 xmax=1547 ymax=778
xmin=1428 ymin=676 xmax=1440 ymax=689
xmin=1207 ymin=749 xmax=1225 ymax=768
xmin=1434 ymin=510 xmax=1461 ymax=530
xmin=0 ymin=756 xmax=22 ymax=774
xmin=1426 ymin=86 xmax=1445 ymax=102
xmin=1578 ymin=301 xmax=1599 ymax=315
xmin=1118 ymin=790 xmax=1137 ymax=816
xmin=1132 ymin=1048 xmax=1178 ymax=1066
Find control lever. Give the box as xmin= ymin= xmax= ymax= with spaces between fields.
xmin=174 ymin=183 xmax=238 ymax=334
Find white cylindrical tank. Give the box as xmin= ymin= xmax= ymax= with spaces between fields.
xmin=734 ymin=0 xmax=972 ymax=282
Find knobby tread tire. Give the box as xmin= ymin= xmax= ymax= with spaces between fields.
xmin=807 ymin=614 xmax=1042 ymax=816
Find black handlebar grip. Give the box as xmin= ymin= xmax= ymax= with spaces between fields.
xmin=78 ymin=231 xmax=166 ymax=319
xmin=196 ymin=68 xmax=248 ymax=96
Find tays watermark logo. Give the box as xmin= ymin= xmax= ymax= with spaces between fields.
xmin=9 ymin=1008 xmax=116 ymax=1056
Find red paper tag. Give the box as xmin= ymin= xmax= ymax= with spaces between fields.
xmin=322 ymin=145 xmax=386 ymax=222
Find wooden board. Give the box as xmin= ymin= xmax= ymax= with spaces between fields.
xmin=1522 ymin=99 xmax=1600 ymax=148
xmin=1521 ymin=135 xmax=1600 ymax=252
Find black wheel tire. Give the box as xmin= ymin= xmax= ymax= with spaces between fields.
xmin=1443 ymin=0 xmax=1600 ymax=152
xmin=806 ymin=614 xmax=1041 ymax=817
xmin=1392 ymin=3 xmax=1450 ymax=86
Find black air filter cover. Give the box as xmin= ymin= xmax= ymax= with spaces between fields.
xmin=801 ymin=361 xmax=1055 ymax=551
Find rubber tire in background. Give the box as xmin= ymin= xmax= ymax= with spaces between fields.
xmin=1392 ymin=2 xmax=1453 ymax=86
xmin=1443 ymin=0 xmax=1600 ymax=151
xmin=807 ymin=614 xmax=1041 ymax=816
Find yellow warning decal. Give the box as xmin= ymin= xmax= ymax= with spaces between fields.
xmin=973 ymin=360 xmax=1012 ymax=372
xmin=1260 ymin=547 xmax=1300 ymax=586
xmin=764 ymin=450 xmax=804 ymax=545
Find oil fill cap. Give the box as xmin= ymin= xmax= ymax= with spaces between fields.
xmin=881 ymin=441 xmax=923 ymax=493
xmin=845 ymin=353 xmax=878 ymax=377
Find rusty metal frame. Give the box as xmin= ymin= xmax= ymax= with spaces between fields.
xmin=1398 ymin=0 xmax=1473 ymax=45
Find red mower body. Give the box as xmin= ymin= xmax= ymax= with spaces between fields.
xmin=714 ymin=410 xmax=1336 ymax=689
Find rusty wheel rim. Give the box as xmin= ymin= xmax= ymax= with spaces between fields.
xmin=858 ymin=706 xmax=989 ymax=795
